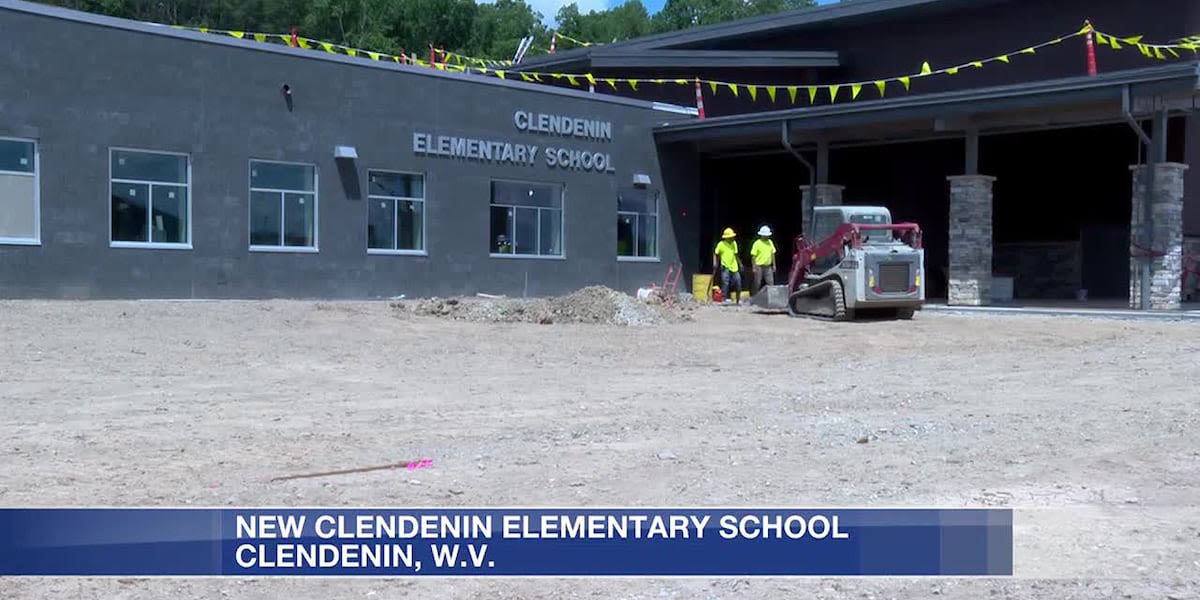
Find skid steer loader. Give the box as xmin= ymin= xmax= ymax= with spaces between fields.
xmin=752 ymin=206 xmax=925 ymax=321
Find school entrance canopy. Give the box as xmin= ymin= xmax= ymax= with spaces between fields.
xmin=653 ymin=62 xmax=1200 ymax=309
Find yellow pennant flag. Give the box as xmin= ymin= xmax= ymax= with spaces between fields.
xmin=971 ymin=61 xmax=984 ymax=68
xmin=605 ymin=79 xmax=619 ymax=90
xmin=321 ymin=42 xmax=334 ymax=52
xmin=766 ymin=86 xmax=777 ymax=102
xmin=475 ymin=67 xmax=487 ymax=74
xmin=727 ymin=83 xmax=739 ymax=97
xmin=585 ymin=74 xmax=596 ymax=85
xmin=1077 ymin=23 xmax=1092 ymax=35
xmin=532 ymin=73 xmax=543 ymax=81
xmin=829 ymin=85 xmax=840 ymax=102
xmin=368 ymin=51 xmax=382 ymax=61
xmin=566 ymin=75 xmax=579 ymax=86
xmin=1110 ymin=37 xmax=1123 ymax=50
xmin=629 ymin=80 xmax=639 ymax=91
xmin=997 ymin=54 xmax=1010 ymax=63
xmin=229 ymin=31 xmax=245 ymax=39
xmin=674 ymin=79 xmax=689 ymax=85
xmin=898 ymin=76 xmax=911 ymax=90
xmin=748 ymin=86 xmax=758 ymax=101
xmin=1095 ymin=32 xmax=1107 ymax=46
xmin=1166 ymin=47 xmax=1180 ymax=58
xmin=520 ymin=73 xmax=534 ymax=82
xmin=788 ymin=86 xmax=799 ymax=103
xmin=277 ymin=34 xmax=291 ymax=45
xmin=1154 ymin=46 xmax=1166 ymax=59
xmin=709 ymin=81 xmax=719 ymax=95
xmin=254 ymin=33 xmax=268 ymax=42
xmin=874 ymin=80 xmax=886 ymax=96
xmin=851 ymin=84 xmax=862 ymax=100
xmin=1138 ymin=44 xmax=1152 ymax=57
xmin=495 ymin=71 xmax=506 ymax=79
xmin=1049 ymin=37 xmax=1064 ymax=44
xmin=919 ymin=61 xmax=932 ymax=76
xmin=807 ymin=86 xmax=818 ymax=104
xmin=1020 ymin=47 xmax=1036 ymax=55
xmin=199 ymin=27 xmax=209 ymax=33
xmin=347 ymin=48 xmax=358 ymax=57
xmin=946 ymin=67 xmax=959 ymax=75
xmin=1124 ymin=36 xmax=1144 ymax=44
xmin=435 ymin=64 xmax=447 ymax=71
xmin=298 ymin=38 xmax=311 ymax=49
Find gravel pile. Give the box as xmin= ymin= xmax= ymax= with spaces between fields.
xmin=406 ymin=286 xmax=693 ymax=326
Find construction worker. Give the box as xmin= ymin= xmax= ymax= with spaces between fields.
xmin=750 ymin=225 xmax=777 ymax=296
xmin=712 ymin=227 xmax=743 ymax=305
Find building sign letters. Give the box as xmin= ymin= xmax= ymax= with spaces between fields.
xmin=412 ymin=110 xmax=615 ymax=174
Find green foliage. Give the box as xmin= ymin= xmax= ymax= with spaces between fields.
xmin=31 ymin=0 xmax=816 ymax=60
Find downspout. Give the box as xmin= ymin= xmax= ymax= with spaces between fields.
xmin=777 ymin=122 xmax=816 ymax=194
xmin=1121 ymin=85 xmax=1155 ymax=310
xmin=782 ymin=121 xmax=818 ymax=235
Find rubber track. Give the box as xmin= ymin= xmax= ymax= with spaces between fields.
xmin=787 ymin=280 xmax=849 ymax=322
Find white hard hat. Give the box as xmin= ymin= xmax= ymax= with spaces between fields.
xmin=758 ymin=225 xmax=772 ymax=236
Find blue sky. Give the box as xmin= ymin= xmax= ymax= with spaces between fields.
xmin=523 ymin=0 xmax=834 ymax=26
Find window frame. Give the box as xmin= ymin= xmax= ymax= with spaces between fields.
xmin=365 ymin=169 xmax=428 ymax=257
xmin=247 ymin=158 xmax=319 ymax=254
xmin=0 ymin=136 xmax=41 ymax=246
xmin=108 ymin=147 xmax=193 ymax=250
xmin=617 ymin=188 xmax=661 ymax=263
xmin=488 ymin=178 xmax=566 ymax=260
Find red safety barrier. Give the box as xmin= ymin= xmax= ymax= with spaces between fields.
xmin=694 ymin=78 xmax=706 ymax=120
xmin=1085 ymin=21 xmax=1098 ymax=76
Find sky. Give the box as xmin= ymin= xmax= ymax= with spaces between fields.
xmin=522 ymin=0 xmax=834 ymax=26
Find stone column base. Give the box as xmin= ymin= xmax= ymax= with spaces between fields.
xmin=1129 ymin=163 xmax=1188 ymax=310
xmin=801 ymin=184 xmax=844 ymax=233
xmin=947 ymin=175 xmax=996 ymax=306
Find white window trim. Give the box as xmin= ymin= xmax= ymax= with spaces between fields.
xmin=489 ymin=179 xmax=566 ymax=260
xmin=248 ymin=159 xmax=318 ymax=253
xmin=0 ymin=136 xmax=41 ymax=246
xmin=617 ymin=210 xmax=661 ymax=262
xmin=366 ymin=169 xmax=427 ymax=256
xmin=108 ymin=147 xmax=193 ymax=250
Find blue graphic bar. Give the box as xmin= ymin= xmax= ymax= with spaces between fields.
xmin=0 ymin=508 xmax=1012 ymax=576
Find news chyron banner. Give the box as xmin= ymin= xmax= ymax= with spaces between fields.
xmin=0 ymin=508 xmax=1012 ymax=577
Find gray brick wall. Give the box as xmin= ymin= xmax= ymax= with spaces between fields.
xmin=993 ymin=242 xmax=1081 ymax=300
xmin=1129 ymin=163 xmax=1188 ymax=310
xmin=947 ymin=175 xmax=995 ymax=306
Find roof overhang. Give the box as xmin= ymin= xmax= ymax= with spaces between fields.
xmin=591 ymin=50 xmax=840 ymax=69
xmin=516 ymin=49 xmax=840 ymax=72
xmin=653 ymin=62 xmax=1200 ymax=150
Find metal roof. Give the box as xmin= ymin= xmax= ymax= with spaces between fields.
xmin=653 ymin=62 xmax=1200 ymax=145
xmin=513 ymin=0 xmax=986 ymax=72
xmin=0 ymin=0 xmax=696 ymax=115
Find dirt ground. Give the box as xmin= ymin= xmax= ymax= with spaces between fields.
xmin=2 ymin=297 xmax=1199 ymax=599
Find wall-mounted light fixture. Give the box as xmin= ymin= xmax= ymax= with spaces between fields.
xmin=334 ymin=145 xmax=359 ymax=160
xmin=281 ymin=84 xmax=294 ymax=112
xmin=632 ymin=173 xmax=652 ymax=188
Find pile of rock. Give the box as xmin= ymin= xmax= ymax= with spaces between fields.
xmin=405 ymin=286 xmax=692 ymax=326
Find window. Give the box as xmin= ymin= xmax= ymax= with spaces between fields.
xmin=110 ymin=149 xmax=191 ymax=247
xmin=367 ymin=171 xmax=425 ymax=254
xmin=489 ymin=180 xmax=563 ymax=257
xmin=249 ymin=160 xmax=317 ymax=251
xmin=0 ymin=138 xmax=38 ymax=245
xmin=617 ymin=188 xmax=659 ymax=260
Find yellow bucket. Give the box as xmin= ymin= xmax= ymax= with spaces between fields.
xmin=692 ymin=274 xmax=713 ymax=302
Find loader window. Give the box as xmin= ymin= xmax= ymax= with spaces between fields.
xmin=850 ymin=214 xmax=893 ymax=243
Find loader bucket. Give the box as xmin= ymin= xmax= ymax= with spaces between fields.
xmin=751 ymin=285 xmax=790 ymax=311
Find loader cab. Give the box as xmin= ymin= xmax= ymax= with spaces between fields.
xmin=807 ymin=206 xmax=895 ymax=244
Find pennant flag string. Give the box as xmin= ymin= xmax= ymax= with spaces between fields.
xmin=172 ymin=21 xmax=1197 ymax=106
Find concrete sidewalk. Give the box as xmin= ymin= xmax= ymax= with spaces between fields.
xmin=923 ymin=302 xmax=1200 ymax=321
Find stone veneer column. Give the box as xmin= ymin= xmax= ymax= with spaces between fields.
xmin=1129 ymin=163 xmax=1188 ymax=310
xmin=801 ymin=184 xmax=845 ymax=230
xmin=947 ymin=175 xmax=995 ymax=306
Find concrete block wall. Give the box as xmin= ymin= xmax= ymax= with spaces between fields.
xmin=993 ymin=242 xmax=1081 ymax=300
xmin=800 ymin=184 xmax=844 ymax=232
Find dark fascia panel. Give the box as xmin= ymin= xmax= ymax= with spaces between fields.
xmin=653 ymin=62 xmax=1200 ymax=143
xmin=512 ymin=48 xmax=593 ymax=72
xmin=590 ymin=50 xmax=840 ymax=69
